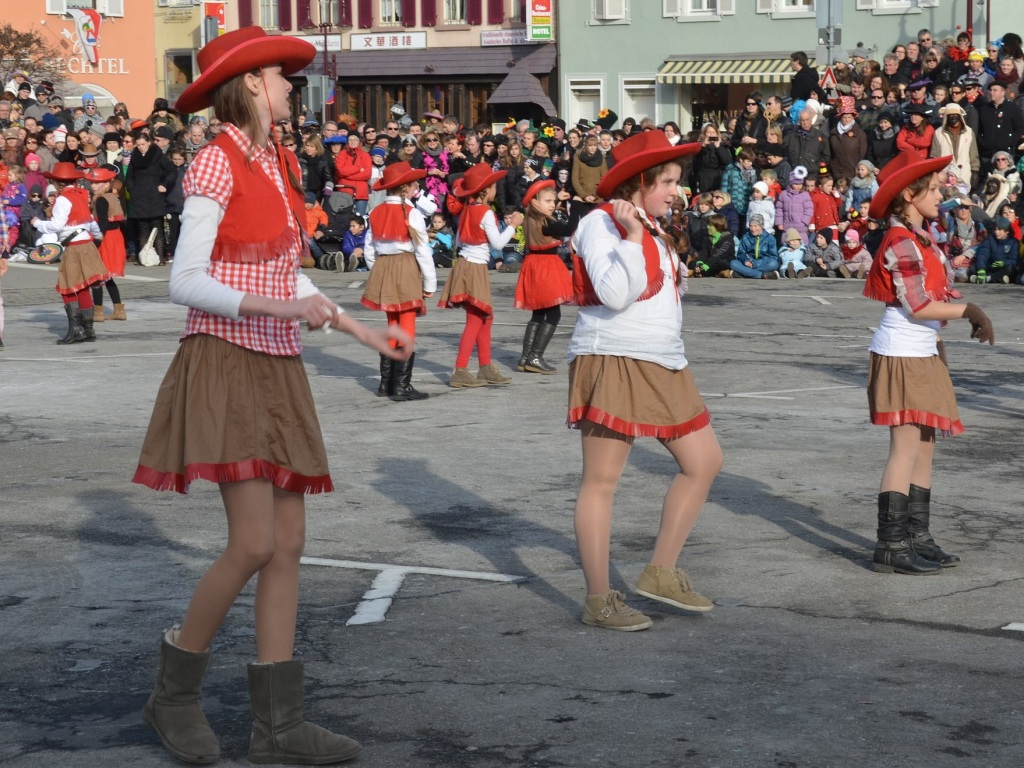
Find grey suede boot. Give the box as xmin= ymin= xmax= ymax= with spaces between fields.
xmin=142 ymin=627 xmax=220 ymax=764
xmin=247 ymin=660 xmax=361 ymax=764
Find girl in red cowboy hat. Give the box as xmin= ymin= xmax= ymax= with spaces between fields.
xmin=863 ymin=152 xmax=994 ymax=576
xmin=32 ymin=161 xmax=109 ymax=344
xmin=85 ymin=166 xmax=128 ymax=321
xmin=361 ymin=160 xmax=437 ymax=400
xmin=513 ymin=177 xmax=575 ymax=374
xmin=439 ymin=162 xmax=524 ymax=388
xmin=132 ymin=26 xmax=407 ymax=766
xmin=567 ymin=131 xmax=723 ymax=631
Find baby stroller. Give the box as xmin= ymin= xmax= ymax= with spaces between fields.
xmin=317 ymin=188 xmax=354 ymax=271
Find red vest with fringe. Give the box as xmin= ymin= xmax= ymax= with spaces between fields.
xmin=368 ymin=201 xmax=411 ymax=241
xmin=863 ymin=224 xmax=950 ymax=304
xmin=572 ymin=204 xmax=665 ymax=307
xmin=458 ymin=203 xmax=490 ymax=246
xmin=62 ymin=187 xmax=92 ymax=226
xmin=210 ymin=133 xmax=305 ymax=263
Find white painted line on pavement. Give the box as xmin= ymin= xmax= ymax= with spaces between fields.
xmin=300 ymin=556 xmax=525 ymax=626
xmin=6 ymin=262 xmax=167 ymax=282
xmin=729 ymin=384 xmax=859 ymax=397
xmin=0 ymin=352 xmax=176 ymax=363
xmin=1002 ymin=623 xmax=1024 ymax=632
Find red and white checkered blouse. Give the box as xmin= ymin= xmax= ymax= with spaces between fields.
xmin=181 ymin=123 xmax=303 ymax=357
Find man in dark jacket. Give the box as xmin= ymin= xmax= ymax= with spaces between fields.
xmin=789 ymin=51 xmax=819 ymax=103
xmin=786 ymin=109 xmax=830 ymax=173
xmin=124 ymin=130 xmax=176 ymax=264
xmin=976 ymin=81 xmax=1024 ymax=172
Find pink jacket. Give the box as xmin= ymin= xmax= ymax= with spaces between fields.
xmin=775 ymin=187 xmax=814 ymax=241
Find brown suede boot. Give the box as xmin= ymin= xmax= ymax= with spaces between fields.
xmin=111 ymin=303 xmax=127 ymax=320
xmin=93 ymin=305 xmax=107 ymax=322
xmin=142 ymin=627 xmax=220 ymax=764
xmin=247 ymin=660 xmax=361 ymax=764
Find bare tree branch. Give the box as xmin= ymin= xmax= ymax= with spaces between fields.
xmin=0 ymin=23 xmax=66 ymax=92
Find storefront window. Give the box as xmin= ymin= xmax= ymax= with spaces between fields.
xmin=165 ymin=50 xmax=195 ymax=105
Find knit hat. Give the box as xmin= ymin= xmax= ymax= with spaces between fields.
xmin=29 ymin=184 xmax=43 ymax=196
xmin=369 ymin=146 xmax=388 ymax=159
xmin=152 ymin=125 xmax=175 ymax=141
xmin=52 ymin=126 xmax=68 ymax=142
xmin=18 ymin=82 xmax=31 ymax=93
xmin=850 ymin=45 xmax=870 ymax=60
xmin=844 ymin=229 xmax=861 ymax=243
xmin=749 ymin=214 xmax=765 ymax=228
xmin=789 ymin=166 xmax=808 ymax=185
xmin=24 ymin=152 xmax=41 ymax=166
xmin=304 ymin=191 xmax=317 ymax=204
xmin=102 ymin=131 xmax=122 ymax=145
xmin=816 ymin=228 xmax=833 ymax=243
xmin=857 ymin=159 xmax=877 ymax=174
xmin=876 ymin=108 xmax=897 ymax=126
xmin=968 ymin=48 xmax=986 ymax=61
xmin=753 ymin=181 xmax=769 ymax=197
xmin=81 ymin=93 xmax=97 ymax=106
xmin=41 ymin=113 xmax=61 ymax=130
xmin=994 ymin=216 xmax=1011 ymax=230
xmin=783 ymin=228 xmax=802 ymax=244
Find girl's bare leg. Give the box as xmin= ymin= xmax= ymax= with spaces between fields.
xmin=880 ymin=424 xmax=926 ymax=494
xmin=254 ymin=486 xmax=306 ymax=662
xmin=650 ymin=425 xmax=723 ymax=567
xmin=575 ymin=420 xmax=632 ymax=595
xmin=909 ymin=426 xmax=936 ymax=489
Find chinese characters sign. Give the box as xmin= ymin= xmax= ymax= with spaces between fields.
xmin=350 ymin=32 xmax=427 ymax=50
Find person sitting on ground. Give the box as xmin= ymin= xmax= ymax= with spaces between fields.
xmin=779 ymin=228 xmax=810 ymax=278
xmin=342 ymin=213 xmax=367 ymax=272
xmin=302 ymin=191 xmax=329 ymax=265
xmin=711 ymin=189 xmax=741 ymax=236
xmin=841 ymin=228 xmax=873 ymax=278
xmin=730 ymin=213 xmax=780 ymax=279
xmin=745 ymin=180 xmax=776 ymax=232
xmin=808 ymin=228 xmax=845 ymax=276
xmin=970 ymin=215 xmax=1018 ymax=283
xmin=695 ymin=212 xmax=736 ymax=277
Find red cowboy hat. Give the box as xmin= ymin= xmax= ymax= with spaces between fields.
xmin=522 ymin=178 xmax=555 ymax=208
xmin=83 ymin=167 xmax=118 ymax=183
xmin=372 ymin=161 xmax=427 ymax=191
xmin=451 ymin=163 xmax=507 ymax=198
xmin=596 ymin=133 xmax=700 ymax=200
xmin=176 ymin=27 xmax=315 ymax=114
xmin=43 ymin=162 xmax=84 ymax=182
xmin=868 ymin=153 xmax=951 ymax=220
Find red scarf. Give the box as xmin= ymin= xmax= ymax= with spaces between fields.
xmin=572 ymin=204 xmax=665 ymax=307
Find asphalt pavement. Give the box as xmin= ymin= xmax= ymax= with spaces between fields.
xmin=1 ymin=260 xmax=1022 ymax=768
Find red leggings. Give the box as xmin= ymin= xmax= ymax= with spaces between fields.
xmin=385 ymin=309 xmax=417 ymax=349
xmin=455 ymin=306 xmax=492 ymax=369
xmin=62 ymin=288 xmax=94 ymax=310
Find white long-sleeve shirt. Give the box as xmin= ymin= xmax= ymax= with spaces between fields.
xmin=362 ymin=196 xmax=437 ymax=293
xmin=168 ymin=195 xmax=330 ymax=321
xmin=33 ymin=194 xmax=101 ymax=245
xmin=456 ymin=208 xmax=515 ymax=264
xmin=567 ymin=208 xmax=688 ymax=370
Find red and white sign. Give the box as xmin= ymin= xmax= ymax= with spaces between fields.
xmin=67 ymin=8 xmax=102 ymax=66
xmin=819 ymin=66 xmax=838 ymax=91
xmin=205 ymin=2 xmax=225 ymax=36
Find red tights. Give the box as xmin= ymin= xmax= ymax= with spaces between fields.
xmin=62 ymin=288 xmax=94 ymax=310
xmin=455 ymin=306 xmax=492 ymax=369
xmin=385 ymin=309 xmax=417 ymax=349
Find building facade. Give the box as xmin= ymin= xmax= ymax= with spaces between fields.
xmin=558 ymin=0 xmax=1017 ymax=133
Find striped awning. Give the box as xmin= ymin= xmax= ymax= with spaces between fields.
xmin=658 ymin=57 xmax=816 ymax=85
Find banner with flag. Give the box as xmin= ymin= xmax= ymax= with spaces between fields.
xmin=67 ymin=9 xmax=102 ymax=66
xmin=326 ymin=81 xmax=335 ymax=105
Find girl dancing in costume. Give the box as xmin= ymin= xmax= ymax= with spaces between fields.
xmin=863 ymin=152 xmax=994 ymax=575
xmin=32 ymin=162 xmax=109 ymax=345
xmin=568 ymin=132 xmax=723 ymax=631
xmin=361 ymin=161 xmax=437 ymax=401
xmin=132 ymin=28 xmax=407 ymax=765
xmin=85 ymin=166 xmax=128 ymax=321
xmin=514 ymin=178 xmax=576 ymax=374
xmin=439 ymin=162 xmax=524 ymax=388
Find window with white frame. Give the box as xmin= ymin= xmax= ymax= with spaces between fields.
xmin=45 ymin=0 xmax=126 ymax=16
xmin=509 ymin=0 xmax=525 ymax=23
xmin=259 ymin=0 xmax=278 ymax=28
xmin=380 ymin=0 xmax=402 ymax=25
xmin=756 ymin=0 xmax=814 ymax=15
xmin=567 ymin=78 xmax=602 ymax=124
xmin=592 ymin=0 xmax=628 ymax=23
xmin=622 ymin=77 xmax=656 ymax=125
xmin=678 ymin=0 xmax=735 ymax=20
xmin=316 ymin=0 xmax=338 ymax=25
xmin=856 ymin=0 xmax=937 ymax=11
xmin=445 ymin=0 xmax=466 ymax=23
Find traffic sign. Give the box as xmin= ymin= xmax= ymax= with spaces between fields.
xmin=819 ymin=66 xmax=838 ymax=91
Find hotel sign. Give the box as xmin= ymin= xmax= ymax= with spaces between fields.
xmin=526 ymin=0 xmax=553 ymax=42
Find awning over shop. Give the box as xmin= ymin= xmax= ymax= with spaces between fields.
xmin=486 ymin=68 xmax=555 ymax=117
xmin=657 ymin=56 xmax=817 ymax=85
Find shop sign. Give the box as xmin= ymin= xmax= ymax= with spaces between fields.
xmin=526 ymin=0 xmax=553 ymax=42
xmin=480 ymin=29 xmax=529 ymax=46
xmin=55 ymin=57 xmax=130 ymax=76
xmin=304 ymin=34 xmax=343 ymax=52
xmin=350 ymin=32 xmax=427 ymax=50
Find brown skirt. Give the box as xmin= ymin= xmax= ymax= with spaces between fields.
xmin=57 ymin=241 xmax=111 ymax=296
xmin=133 ymin=334 xmax=332 ymax=494
xmin=360 ymin=251 xmax=427 ymax=315
xmin=438 ymin=258 xmax=492 ymax=314
xmin=568 ymin=354 xmax=711 ymax=439
xmin=867 ymin=352 xmax=963 ymax=436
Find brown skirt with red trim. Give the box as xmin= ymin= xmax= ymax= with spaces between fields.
xmin=438 ymin=258 xmax=492 ymax=314
xmin=514 ymin=252 xmax=574 ymax=310
xmin=868 ymin=352 xmax=964 ymax=436
xmin=133 ymin=333 xmax=332 ymax=495
xmin=56 ymin=241 xmax=111 ymax=296
xmin=568 ymin=354 xmax=711 ymax=439
xmin=360 ymin=251 xmax=427 ymax=315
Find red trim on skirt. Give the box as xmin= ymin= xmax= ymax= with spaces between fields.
xmin=439 ymin=293 xmax=493 ymax=315
xmin=360 ymin=296 xmax=427 ymax=315
xmin=871 ymin=410 xmax=965 ymax=436
xmin=568 ymin=404 xmax=712 ymax=439
xmin=132 ymin=459 xmax=334 ymax=495
xmin=57 ymin=271 xmax=112 ymax=296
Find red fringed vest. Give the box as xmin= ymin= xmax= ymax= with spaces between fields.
xmin=572 ymin=204 xmax=665 ymax=307
xmin=209 ymin=133 xmax=306 ymax=263
xmin=863 ymin=224 xmax=950 ymax=305
xmin=62 ymin=187 xmax=93 ymax=226
xmin=458 ymin=203 xmax=490 ymax=246
xmin=368 ymin=201 xmax=411 ymax=241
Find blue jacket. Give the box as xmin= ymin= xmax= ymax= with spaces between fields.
xmin=736 ymin=230 xmax=779 ymax=263
xmin=341 ymin=229 xmax=366 ymax=258
xmin=974 ymin=234 xmax=1019 ymax=271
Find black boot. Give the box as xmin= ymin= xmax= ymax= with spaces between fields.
xmin=57 ymin=305 xmax=86 ymax=345
xmin=377 ymin=354 xmax=394 ymax=397
xmin=907 ymin=484 xmax=961 ymax=567
xmin=524 ymin=322 xmax=558 ymax=374
xmin=79 ymin=309 xmax=96 ymax=342
xmin=517 ymin=321 xmax=541 ymax=371
xmin=389 ymin=352 xmax=428 ymax=401
xmin=872 ymin=491 xmax=943 ymax=575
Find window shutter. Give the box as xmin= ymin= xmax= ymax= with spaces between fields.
xmin=358 ymin=0 xmax=373 ymax=27
xmin=298 ymin=0 xmax=315 ymax=27
xmin=755 ymin=0 xmax=772 ymax=13
xmin=338 ymin=0 xmax=352 ymax=26
xmin=594 ymin=0 xmax=626 ymax=21
xmin=421 ymin=0 xmax=436 ymax=26
xmin=488 ymin=0 xmax=504 ymax=24
xmin=719 ymin=0 xmax=735 ymax=14
xmin=403 ymin=0 xmax=417 ymax=25
xmin=467 ymin=0 xmax=482 ymax=25
xmin=662 ymin=0 xmax=680 ymax=16
xmin=278 ymin=0 xmax=293 ymax=29
xmin=238 ymin=0 xmax=254 ymax=27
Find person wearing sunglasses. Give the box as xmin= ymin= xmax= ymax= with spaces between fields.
xmin=417 ymin=131 xmax=449 ymax=207
xmin=731 ymin=92 xmax=767 ymax=150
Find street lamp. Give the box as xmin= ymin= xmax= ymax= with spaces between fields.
xmin=318 ymin=21 xmax=332 ymax=125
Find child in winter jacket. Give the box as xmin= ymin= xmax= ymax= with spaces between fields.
xmin=730 ymin=214 xmax=780 ymax=279
xmin=303 ymin=191 xmax=330 ymax=263
xmin=696 ymin=213 xmax=736 ymax=277
xmin=746 ymin=181 xmax=776 ymax=232
xmin=342 ymin=213 xmax=368 ymax=271
xmin=18 ymin=184 xmax=47 ymax=249
xmin=720 ymin=148 xmax=757 ymax=216
xmin=428 ymin=211 xmax=455 ymax=268
xmin=845 ymin=160 xmax=879 ymax=212
xmin=807 ymin=228 xmax=845 ymax=276
xmin=775 ymin=168 xmax=813 ymax=244
xmin=1 ymin=166 xmax=28 ymax=254
xmin=840 ymin=229 xmax=873 ymax=278
xmin=972 ymin=216 xmax=1019 ymax=283
xmin=779 ymin=228 xmax=810 ymax=278
xmin=809 ymin=174 xmax=841 ymax=233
